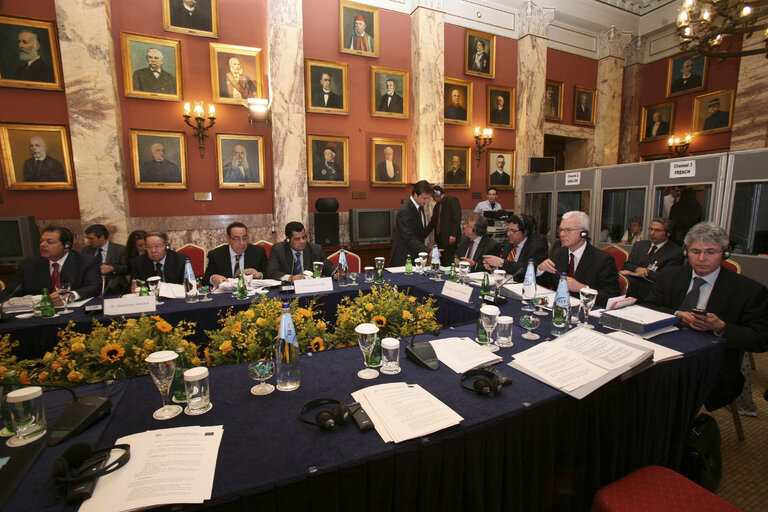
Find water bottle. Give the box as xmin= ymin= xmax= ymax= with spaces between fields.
xmin=431 ymin=244 xmax=441 ymax=274
xmin=171 ymin=345 xmax=187 ymax=403
xmin=39 ymin=288 xmax=55 ymax=318
xmin=476 ymin=314 xmax=488 ymax=344
xmin=449 ymin=263 xmax=458 ymax=282
xmin=237 ymin=273 xmax=247 ymax=299
xmin=184 ymin=258 xmax=198 ymax=303
xmin=551 ymin=273 xmax=571 ymax=337
xmin=275 ymin=302 xmax=300 ymax=391
xmin=522 ymin=259 xmax=537 ymax=312
xmin=337 ymin=248 xmax=349 ymax=287
xmin=405 ymin=254 xmax=413 ymax=275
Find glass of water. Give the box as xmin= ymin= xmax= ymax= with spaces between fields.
xmin=417 ymin=252 xmax=428 ymax=274
xmin=458 ymin=261 xmax=471 ymax=284
xmin=480 ymin=305 xmax=500 ymax=352
xmin=492 ymin=269 xmax=506 ymax=298
xmin=495 ymin=316 xmax=514 ymax=348
xmin=380 ymin=337 xmax=401 ymax=375
xmin=364 ymin=266 xmax=374 ymax=283
xmin=579 ymin=287 xmax=598 ymax=328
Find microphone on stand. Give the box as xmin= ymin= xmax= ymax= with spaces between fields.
xmin=405 ymin=329 xmax=441 ymax=371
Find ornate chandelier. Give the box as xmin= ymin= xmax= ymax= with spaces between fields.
xmin=676 ymin=0 xmax=768 ymax=58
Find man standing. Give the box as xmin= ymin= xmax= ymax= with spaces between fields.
xmin=469 ymin=40 xmax=489 ymax=73
xmin=377 ymin=79 xmax=403 ymax=113
xmin=575 ymin=93 xmax=591 ymax=122
xmin=375 ymin=146 xmax=401 ymax=182
xmin=537 ymin=211 xmax=620 ymax=306
xmin=311 ymin=72 xmax=342 ymax=109
xmin=490 ymin=95 xmax=509 ymax=125
xmin=703 ymin=97 xmax=730 ymax=130
xmin=426 ymin=186 xmax=461 ymax=265
xmin=132 ymin=48 xmax=176 ymax=95
xmin=489 ymin=154 xmax=511 ymax=186
xmin=474 ymin=187 xmax=503 ymax=213
xmin=169 ymin=0 xmax=212 ymax=31
xmin=620 ymin=217 xmax=683 ymax=302
xmin=140 ymin=143 xmax=181 ymax=183
xmin=647 ymin=222 xmax=768 ymax=411
xmin=0 ymin=226 xmax=100 ymax=304
xmin=483 ymin=215 xmax=548 ymax=279
xmin=390 ymin=181 xmax=433 ymax=267
xmin=203 ymin=222 xmax=267 ymax=286
xmin=444 ymin=155 xmax=466 ymax=185
xmin=670 ymin=57 xmax=702 ymax=93
xmin=348 ymin=14 xmax=374 ymax=53
xmin=266 ymin=222 xmax=334 ymax=281
xmin=12 ymin=30 xmax=54 ymax=83
xmin=313 ymin=144 xmax=342 ymax=181
xmin=220 ymin=57 xmax=258 ymax=99
xmin=455 ymin=213 xmax=501 ymax=273
xmin=445 ymin=89 xmax=467 ymax=121
xmin=645 ymin=111 xmax=670 ymax=138
xmin=130 ymin=232 xmax=186 ymax=290
xmin=82 ymin=224 xmax=128 ymax=296
xmin=223 ymin=144 xmax=259 ymax=183
xmin=23 ymin=136 xmax=65 ymax=182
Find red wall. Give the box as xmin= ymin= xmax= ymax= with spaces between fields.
xmin=546 ymin=48 xmax=598 ymax=127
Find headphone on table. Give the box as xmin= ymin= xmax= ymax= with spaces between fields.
xmin=50 ymin=442 xmax=130 ymax=502
xmin=299 ymin=398 xmax=350 ymax=430
xmin=460 ymin=369 xmax=503 ymax=396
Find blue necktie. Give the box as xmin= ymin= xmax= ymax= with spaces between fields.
xmin=294 ymin=252 xmax=302 ymax=275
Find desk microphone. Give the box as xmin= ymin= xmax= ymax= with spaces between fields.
xmin=405 ymin=329 xmax=441 ymax=370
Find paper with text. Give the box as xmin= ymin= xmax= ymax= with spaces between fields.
xmin=429 ymin=337 xmax=502 ymax=373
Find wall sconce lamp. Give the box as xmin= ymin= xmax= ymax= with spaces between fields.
xmin=667 ymin=134 xmax=692 ymax=157
xmin=247 ymin=98 xmax=270 ymax=124
xmin=474 ymin=126 xmax=493 ymax=164
xmin=183 ymin=101 xmax=216 ymax=158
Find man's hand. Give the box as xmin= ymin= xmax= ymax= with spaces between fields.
xmin=289 ymin=274 xmax=305 ymax=282
xmin=619 ymin=269 xmax=632 ymax=276
xmin=244 ymin=268 xmax=262 ymax=279
xmin=634 ymin=267 xmax=649 ymax=277
xmin=100 ymin=264 xmax=115 ymax=274
xmin=483 ymin=255 xmax=503 ymax=271
xmin=49 ymin=291 xmax=64 ymax=307
xmin=448 ymin=236 xmax=456 ymax=244
xmin=211 ymin=275 xmax=227 ymax=287
xmin=683 ymin=311 xmax=726 ymax=333
xmin=565 ymin=277 xmax=585 ymax=293
xmin=538 ymin=258 xmax=557 ymax=274
xmin=459 ymin=256 xmax=475 ymax=268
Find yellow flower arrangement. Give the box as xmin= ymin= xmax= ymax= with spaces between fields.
xmin=99 ymin=343 xmax=126 ymax=363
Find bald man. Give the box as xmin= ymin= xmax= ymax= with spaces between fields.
xmin=23 ymin=136 xmax=65 ymax=182
xmin=12 ymin=30 xmax=54 ymax=82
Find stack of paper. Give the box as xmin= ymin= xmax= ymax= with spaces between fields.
xmin=352 ymin=383 xmax=463 ymax=443
xmin=428 ymin=337 xmax=502 ymax=373
xmin=600 ymin=304 xmax=679 ymax=334
xmin=607 ymin=331 xmax=683 ymax=364
xmin=1 ymin=295 xmax=39 ymax=313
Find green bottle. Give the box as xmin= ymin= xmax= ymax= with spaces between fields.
xmin=139 ymin=281 xmax=149 ymax=296
xmin=405 ymin=254 xmax=413 ymax=275
xmin=40 ymin=288 xmax=55 ymax=318
xmin=237 ymin=273 xmax=247 ymax=299
xmin=476 ymin=315 xmax=488 ymax=344
xmin=480 ymin=272 xmax=491 ymax=297
xmin=171 ymin=345 xmax=188 ymax=403
xmin=449 ymin=263 xmax=458 ymax=282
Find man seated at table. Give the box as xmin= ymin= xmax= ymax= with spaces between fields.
xmin=537 ymin=210 xmax=620 ymax=306
xmin=620 ymin=217 xmax=683 ymax=302
xmin=266 ymin=221 xmax=334 ymax=282
xmin=483 ymin=214 xmax=548 ymax=280
xmin=82 ymin=223 xmax=128 ymax=296
xmin=203 ymin=222 xmax=267 ymax=287
xmin=129 ymin=232 xmax=187 ymax=291
xmin=455 ymin=213 xmax=501 ymax=273
xmin=0 ymin=226 xmax=100 ymax=305
xmin=647 ymin=222 xmax=768 ymax=411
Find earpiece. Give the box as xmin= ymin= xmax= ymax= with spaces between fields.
xmin=580 ymin=230 xmax=590 ymax=240
xmin=681 ymin=245 xmax=731 ymax=259
xmin=299 ymin=398 xmax=350 ymax=430
xmin=60 ymin=227 xmax=73 ymax=249
xmin=51 ymin=442 xmax=130 ymax=484
xmin=461 ymin=369 xmax=502 ymax=396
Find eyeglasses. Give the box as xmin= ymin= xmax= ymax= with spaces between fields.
xmin=507 ymin=229 xmax=521 ymax=234
xmin=558 ymin=227 xmax=580 ymax=234
xmin=688 ymin=249 xmax=723 ymax=257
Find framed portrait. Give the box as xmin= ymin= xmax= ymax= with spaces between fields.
xmin=0 ymin=15 xmax=63 ymax=91
xmin=216 ymin=134 xmax=265 ymax=189
xmin=465 ymin=29 xmax=495 ymax=79
xmin=443 ymin=146 xmax=471 ymax=189
xmin=573 ymin=85 xmax=596 ymax=126
xmin=339 ymin=1 xmax=379 ymax=58
xmin=692 ymin=89 xmax=735 ymax=136
xmin=444 ymin=78 xmax=473 ymax=126
xmin=305 ymin=59 xmax=349 ymax=115
xmin=370 ymin=138 xmax=407 ymax=187
xmin=544 ymin=79 xmax=563 ymax=121
xmin=0 ymin=123 xmax=74 ymax=190
xmin=121 ymin=32 xmax=182 ymax=101
xmin=487 ymin=84 xmax=515 ymax=129
xmin=371 ymin=66 xmax=409 ymax=119
xmin=210 ymin=43 xmax=263 ymax=105
xmin=163 ymin=0 xmax=218 ymax=38
xmin=487 ymin=149 xmax=515 ymax=190
xmin=640 ymin=101 xmax=675 ymax=142
xmin=308 ymin=135 xmax=349 ymax=187
xmin=130 ymin=129 xmax=187 ymax=189
xmin=666 ymin=51 xmax=708 ymax=98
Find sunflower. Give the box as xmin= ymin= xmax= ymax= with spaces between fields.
xmin=373 ymin=315 xmax=387 ymax=328
xmin=316 ymin=321 xmax=327 ymax=331
xmin=191 ymin=357 xmax=201 ymax=366
xmin=297 ymin=307 xmax=312 ymax=318
xmin=67 ymin=370 xmax=83 ymax=383
xmin=100 ymin=343 xmax=125 ymax=363
xmin=19 ymin=370 xmax=31 ymax=385
xmin=231 ymin=321 xmax=242 ymax=334
xmin=311 ymin=337 xmax=325 ymax=352
xmin=156 ymin=320 xmax=173 ymax=333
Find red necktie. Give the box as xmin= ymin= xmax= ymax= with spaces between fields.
xmin=567 ymin=253 xmax=575 ymax=277
xmin=465 ymin=242 xmax=473 ymax=259
xmin=51 ymin=262 xmax=61 ymax=291
xmin=507 ymin=245 xmax=517 ymax=262
xmin=639 ymin=245 xmax=657 ymax=268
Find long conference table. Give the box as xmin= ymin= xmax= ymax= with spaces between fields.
xmin=3 ymin=272 xmax=724 ymax=511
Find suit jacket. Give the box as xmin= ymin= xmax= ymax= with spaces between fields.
xmin=489 ymin=170 xmax=511 ymax=186
xmin=169 ymin=0 xmax=212 ymax=31
xmin=132 ymin=67 xmax=176 ymax=95
xmin=375 ymin=161 xmax=401 ymax=182
xmin=222 ymin=163 xmax=260 ymax=183
xmin=645 ymin=120 xmax=670 ymax=138
xmin=500 ymin=234 xmax=549 ymax=279
xmin=0 ymin=251 xmax=101 ymax=302
xmin=377 ymin=93 xmax=403 ymax=113
xmin=623 ymin=240 xmax=684 ymax=302
xmin=313 ymin=162 xmax=342 ymax=181
xmin=130 ymin=250 xmax=187 ymax=285
xmin=444 ymin=168 xmax=466 ymax=185
xmin=311 ymin=90 xmax=342 ymax=109
xmin=490 ymin=108 xmax=509 ymax=125
xmin=425 ymin=195 xmax=462 ymax=265
xmin=390 ymin=199 xmax=428 ymax=267
xmin=203 ymin=244 xmax=268 ymax=284
xmin=469 ymin=51 xmax=489 ymax=73
xmin=13 ymin=57 xmax=54 ymax=83
xmin=670 ymin=74 xmax=702 ymax=93
xmin=220 ymin=73 xmax=258 ymax=99
xmin=445 ymin=104 xmax=467 ymax=121
xmin=23 ymin=156 xmax=65 ymax=182
xmin=140 ymin=159 xmax=181 ymax=183
xmin=538 ymin=244 xmax=620 ymax=307
xmin=266 ymin=241 xmax=334 ymax=280
xmin=647 ymin=266 xmax=768 ymax=410
xmin=82 ymin=242 xmax=128 ymax=295
xmin=455 ymin=235 xmax=501 ymax=273
xmin=703 ymin=110 xmax=730 ymax=131
xmin=576 ymin=105 xmax=592 ymax=121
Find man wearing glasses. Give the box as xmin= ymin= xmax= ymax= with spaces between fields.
xmin=203 ymin=222 xmax=267 ymax=287
xmin=129 ymin=232 xmax=186 ymax=291
xmin=483 ymin=214 xmax=547 ymax=279
xmin=537 ymin=210 xmax=619 ymax=306
xmin=647 ymin=222 xmax=768 ymax=411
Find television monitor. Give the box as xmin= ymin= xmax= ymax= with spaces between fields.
xmin=349 ymin=208 xmax=396 ymax=245
xmin=530 ymin=156 xmax=556 ymax=173
xmin=0 ymin=216 xmax=39 ymax=264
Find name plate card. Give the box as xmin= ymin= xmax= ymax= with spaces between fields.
xmin=104 ymin=296 xmax=156 ymax=316
xmin=565 ymin=172 xmax=581 ymax=186
xmin=294 ymin=277 xmax=333 ymax=295
xmin=670 ymin=160 xmax=695 ymax=178
xmin=441 ymin=281 xmax=473 ymax=303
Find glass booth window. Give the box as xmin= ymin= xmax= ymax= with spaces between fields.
xmin=729 ymin=182 xmax=768 ymax=255
xmin=600 ymin=188 xmax=646 ymax=244
xmin=525 ymin=192 xmax=552 ymax=238
xmin=654 ymin=185 xmax=712 ymax=247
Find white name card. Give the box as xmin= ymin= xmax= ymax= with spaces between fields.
xmin=104 ymin=295 xmax=156 ymax=316
xmin=670 ymin=160 xmax=696 ymax=178
xmin=565 ymin=172 xmax=581 ymax=186
xmin=441 ymin=280 xmax=473 ymax=303
xmin=294 ymin=277 xmax=333 ymax=295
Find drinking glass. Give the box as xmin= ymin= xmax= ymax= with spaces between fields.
xmin=430 ymin=258 xmax=441 ymax=281
xmin=380 ymin=337 xmax=401 ymax=375
xmin=579 ymin=287 xmax=598 ymax=329
xmin=145 ymin=351 xmax=182 ymax=420
xmin=248 ymin=360 xmax=275 ymax=395
xmin=55 ymin=282 xmax=73 ymax=314
xmin=197 ymin=278 xmax=212 ymax=302
xmin=147 ymin=276 xmax=164 ymax=305
xmin=418 ymin=252 xmax=428 ymax=274
xmin=458 ymin=261 xmax=471 ymax=284
xmin=364 ymin=266 xmax=374 ymax=283
xmin=480 ymin=305 xmax=500 ymax=352
xmin=520 ymin=314 xmax=541 ymax=340
xmin=495 ymin=316 xmax=514 ymax=348
xmin=313 ymin=261 xmax=323 ymax=278
xmin=493 ymin=269 xmax=506 ymax=298
xmin=534 ymin=297 xmax=549 ymax=316
xmin=183 ymin=367 xmax=212 ymax=415
xmin=6 ymin=387 xmax=46 ymax=446
xmin=355 ymin=323 xmax=379 ymax=379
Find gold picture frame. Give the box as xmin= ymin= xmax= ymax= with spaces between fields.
xmin=370 ymin=137 xmax=407 ymax=187
xmin=121 ymin=32 xmax=183 ymax=101
xmin=487 ymin=149 xmax=515 ymax=190
xmin=339 ymin=1 xmax=380 ymax=58
xmin=544 ymin=79 xmax=563 ymax=121
xmin=130 ymin=129 xmax=187 ymax=189
xmin=0 ymin=123 xmax=74 ymax=190
xmin=444 ymin=145 xmax=471 ymax=189
xmin=216 ymin=133 xmax=265 ymax=189
xmin=210 ymin=43 xmax=263 ymax=105
xmin=692 ymin=89 xmax=735 ymax=136
xmin=487 ymin=83 xmax=515 ymax=129
xmin=465 ymin=29 xmax=495 ymax=79
xmin=305 ymin=58 xmax=349 ymax=115
xmin=308 ymin=134 xmax=350 ymax=187
xmin=371 ymin=66 xmax=409 ymax=119
xmin=640 ymin=101 xmax=675 ymax=142
xmin=0 ymin=15 xmax=63 ymax=91
xmin=666 ymin=50 xmax=708 ymax=98
xmin=573 ymin=85 xmax=596 ymax=126
xmin=162 ymin=0 xmax=219 ymax=38
xmin=444 ymin=77 xmax=473 ymax=126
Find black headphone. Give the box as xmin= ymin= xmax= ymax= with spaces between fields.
xmin=510 ymin=215 xmax=530 ymax=238
xmin=461 ymin=369 xmax=502 ymax=396
xmin=472 ymin=216 xmax=488 ymax=237
xmin=51 ymin=442 xmax=130 ymax=502
xmin=299 ymin=398 xmax=350 ymax=430
xmin=681 ymin=245 xmax=731 ymax=259
xmin=580 ymin=230 xmax=590 ymax=240
xmin=59 ymin=227 xmax=73 ymax=249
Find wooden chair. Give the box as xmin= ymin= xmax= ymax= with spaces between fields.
xmin=602 ymin=244 xmax=629 ymax=273
xmin=255 ymin=240 xmax=273 ymax=259
xmin=176 ymin=244 xmax=206 ymax=277
xmin=327 ymin=249 xmax=361 ymax=273
xmin=617 ymin=274 xmax=629 ymax=296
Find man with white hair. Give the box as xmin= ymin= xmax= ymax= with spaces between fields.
xmin=169 ymin=0 xmax=212 ymax=31
xmin=132 ymin=48 xmax=176 ymax=94
xmin=537 ymin=210 xmax=619 ymax=306
xmin=140 ymin=143 xmax=181 ymax=183
xmin=220 ymin=57 xmax=258 ymax=99
xmin=23 ymin=136 xmax=65 ymax=182
xmin=223 ymin=144 xmax=259 ymax=183
xmin=13 ymin=29 xmax=54 ymax=82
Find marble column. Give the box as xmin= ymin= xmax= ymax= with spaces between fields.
xmin=730 ymin=36 xmax=768 ymax=150
xmin=594 ymin=27 xmax=632 ymax=166
xmin=411 ymin=1 xmax=444 ymax=185
xmin=54 ymin=0 xmax=130 ymax=242
xmin=619 ymin=36 xmax=644 ymax=163
xmin=268 ymin=0 xmax=308 ymax=229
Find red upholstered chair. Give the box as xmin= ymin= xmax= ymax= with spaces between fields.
xmin=602 ymin=244 xmax=629 ymax=273
xmin=721 ymin=258 xmax=741 ymax=274
xmin=327 ymin=250 xmax=361 ymax=273
xmin=617 ymin=274 xmax=629 ymax=296
xmin=592 ymin=465 xmax=742 ymax=512
xmin=177 ymin=244 xmax=205 ymax=277
xmin=255 ymin=240 xmax=273 ymax=259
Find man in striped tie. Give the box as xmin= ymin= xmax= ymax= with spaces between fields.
xmin=483 ymin=214 xmax=548 ymax=280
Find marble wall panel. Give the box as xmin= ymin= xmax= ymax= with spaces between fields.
xmin=619 ymin=63 xmax=642 ymax=163
xmin=731 ymin=50 xmax=768 ymax=151
xmin=544 ymin=122 xmax=596 ymax=169
xmin=594 ymin=56 xmax=623 ymax=166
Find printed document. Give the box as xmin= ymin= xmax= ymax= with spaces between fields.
xmin=429 ymin=336 xmax=502 ymax=373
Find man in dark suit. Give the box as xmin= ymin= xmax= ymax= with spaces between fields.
xmin=703 ymin=97 xmax=730 ymax=131
xmin=204 ymin=222 xmax=267 ymax=286
xmin=537 ymin=211 xmax=620 ymax=306
xmin=620 ymin=217 xmax=683 ymax=302
xmin=670 ymin=57 xmax=702 ymax=93
xmin=222 ymin=144 xmax=260 ymax=183
xmin=468 ymin=39 xmax=489 ymax=74
xmin=375 ymin=146 xmax=401 ymax=182
xmin=132 ymin=48 xmax=176 ymax=95
xmin=488 ymin=154 xmax=511 ymax=186
xmin=129 ymin=232 xmax=187 ymax=291
xmin=390 ymin=181 xmax=433 ymax=267
xmin=647 ymin=222 xmax=768 ymax=411
xmin=22 ymin=136 xmax=65 ymax=182
xmin=645 ymin=111 xmax=670 ymax=138
xmin=377 ymin=79 xmax=403 ymax=113
xmin=445 ymin=89 xmax=467 ymax=121
xmin=425 ymin=186 xmax=461 ymax=265
xmin=82 ymin=224 xmax=128 ymax=296
xmin=0 ymin=226 xmax=100 ymax=305
xmin=483 ymin=215 xmax=548 ymax=280
xmin=12 ymin=30 xmax=54 ymax=83
xmin=219 ymin=58 xmax=258 ymax=100
xmin=169 ymin=0 xmax=212 ymax=32
xmin=266 ymin=222 xmax=334 ymax=281
xmin=313 ymin=144 xmax=343 ymax=181
xmin=575 ymin=92 xmax=592 ymax=122
xmin=489 ymin=94 xmax=509 ymax=125
xmin=455 ymin=213 xmax=501 ymax=273
xmin=140 ymin=143 xmax=181 ymax=183
xmin=444 ymin=155 xmax=466 ymax=185
xmin=311 ymin=72 xmax=342 ymax=109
